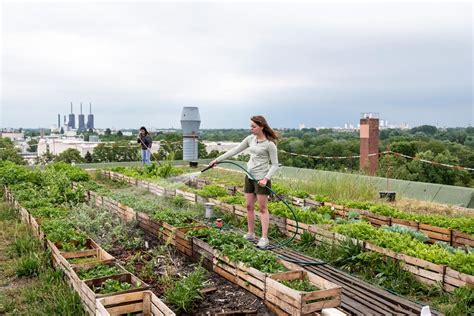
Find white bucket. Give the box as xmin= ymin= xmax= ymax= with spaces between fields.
xmin=205 ymin=202 xmax=215 ymax=218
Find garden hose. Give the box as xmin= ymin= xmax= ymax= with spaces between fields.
xmin=201 ymin=160 xmax=327 ymax=265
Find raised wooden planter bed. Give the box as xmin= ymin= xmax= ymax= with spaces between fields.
xmin=56 ymin=239 xmax=115 ymax=269
xmin=191 ymin=237 xmax=215 ymax=270
xmin=175 ymin=225 xmax=208 ymax=257
xmin=96 ymin=290 xmax=175 ymax=316
xmin=72 ymin=261 xmax=127 ymax=282
xmin=266 ymin=270 xmax=341 ymax=316
xmin=79 ymin=272 xmax=149 ymax=315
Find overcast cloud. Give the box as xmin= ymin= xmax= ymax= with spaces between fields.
xmin=1 ymin=2 xmax=472 ymax=129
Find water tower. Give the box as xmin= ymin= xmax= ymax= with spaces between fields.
xmin=180 ymin=107 xmax=201 ymax=162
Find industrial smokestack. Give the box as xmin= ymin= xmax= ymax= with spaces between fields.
xmin=87 ymin=102 xmax=95 ymax=130
xmin=57 ymin=114 xmax=60 ymax=129
xmin=78 ymin=102 xmax=85 ymax=131
xmin=68 ymin=102 xmax=76 ymax=129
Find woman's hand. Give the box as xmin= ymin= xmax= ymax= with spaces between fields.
xmin=258 ymin=178 xmax=268 ymax=187
xmin=209 ymin=160 xmax=218 ymax=167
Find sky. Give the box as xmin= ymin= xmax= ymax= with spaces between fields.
xmin=1 ymin=1 xmax=473 ymax=129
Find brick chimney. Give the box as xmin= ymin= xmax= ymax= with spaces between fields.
xmin=360 ymin=113 xmax=379 ymax=175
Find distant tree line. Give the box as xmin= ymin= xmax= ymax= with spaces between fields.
xmin=3 ymin=125 xmax=473 ymax=187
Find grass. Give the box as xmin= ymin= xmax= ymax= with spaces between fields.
xmin=0 ymin=203 xmax=84 ymax=315
xmin=201 ymin=165 xmax=378 ymax=201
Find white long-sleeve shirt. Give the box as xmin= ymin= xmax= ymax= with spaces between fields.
xmin=216 ymin=135 xmax=279 ymax=180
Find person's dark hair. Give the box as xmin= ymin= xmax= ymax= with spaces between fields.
xmin=140 ymin=126 xmax=149 ymax=135
xmin=251 ymin=115 xmax=279 ymax=144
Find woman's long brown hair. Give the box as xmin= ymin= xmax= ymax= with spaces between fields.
xmin=251 ymin=115 xmax=279 ymax=144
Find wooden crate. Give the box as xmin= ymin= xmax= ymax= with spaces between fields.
xmin=159 ymin=222 xmax=177 ymax=245
xmin=213 ymin=254 xmax=237 ymax=283
xmin=235 ymin=262 xmax=266 ymax=299
xmin=164 ymin=188 xmax=176 ymax=197
xmin=192 ymin=237 xmax=215 ymax=270
xmin=149 ymin=184 xmax=165 ymax=196
xmin=291 ymin=197 xmax=305 ymax=207
xmin=136 ymin=213 xmax=161 ymax=238
xmin=80 ymin=273 xmax=149 ymax=315
xmin=72 ymin=261 xmax=125 ymax=283
xmin=267 ymin=214 xmax=286 ymax=235
xmin=303 ymin=199 xmax=324 ymax=208
xmin=196 ymin=195 xmax=209 ymax=204
xmin=58 ymin=239 xmax=115 ymax=268
xmin=207 ymin=198 xmax=221 ymax=206
xmin=18 ymin=206 xmax=30 ymax=224
xmin=29 ymin=215 xmax=46 ymax=242
xmin=96 ymin=290 xmax=175 ymax=316
xmin=266 ymin=270 xmax=341 ymax=316
xmin=175 ymin=225 xmax=208 ymax=257
xmin=48 ymin=240 xmax=76 ymax=280
xmin=452 ymin=231 xmax=474 ymax=247
xmin=234 ymin=205 xmax=248 ymax=218
xmin=220 ymin=202 xmax=234 ymax=213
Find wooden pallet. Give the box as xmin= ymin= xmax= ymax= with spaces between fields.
xmin=96 ymin=290 xmax=175 ymax=316
xmin=266 ymin=270 xmax=341 ymax=316
xmin=175 ymin=189 xmax=197 ymax=203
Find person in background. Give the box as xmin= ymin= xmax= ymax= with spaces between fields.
xmin=208 ymin=115 xmax=279 ymax=248
xmin=137 ymin=126 xmax=152 ymax=165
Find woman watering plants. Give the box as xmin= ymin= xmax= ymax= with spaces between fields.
xmin=208 ymin=115 xmax=279 ymax=249
xmin=137 ymin=126 xmax=152 ymax=165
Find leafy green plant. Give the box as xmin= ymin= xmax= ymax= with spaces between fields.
xmin=165 ymin=265 xmax=206 ymax=312
xmin=77 ymin=264 xmax=122 ymax=280
xmin=29 ymin=206 xmax=69 ymax=220
xmin=270 ymin=182 xmax=289 ymax=196
xmin=197 ymin=185 xmax=228 ymax=198
xmin=94 ymin=279 xmax=133 ymax=294
xmin=332 ymin=221 xmax=474 ymax=274
xmin=152 ymin=208 xmax=200 ymax=227
xmin=188 ymin=228 xmax=287 ymax=273
xmin=339 ymin=200 xmax=474 ymax=235
xmin=171 ymin=195 xmax=188 ymax=208
xmin=41 ymin=219 xmax=88 ymax=251
xmin=219 ymin=194 xmax=245 ymax=205
xmin=290 ymin=189 xmax=310 ymax=199
xmin=68 ymin=257 xmax=99 ymax=264
xmin=281 ymin=278 xmax=319 ymax=292
xmin=268 ymin=201 xmax=333 ymax=225
xmin=381 ymin=224 xmax=429 ymax=243
xmin=46 ymin=162 xmax=90 ymax=182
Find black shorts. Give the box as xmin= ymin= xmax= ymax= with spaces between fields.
xmin=244 ymin=176 xmax=272 ymax=195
